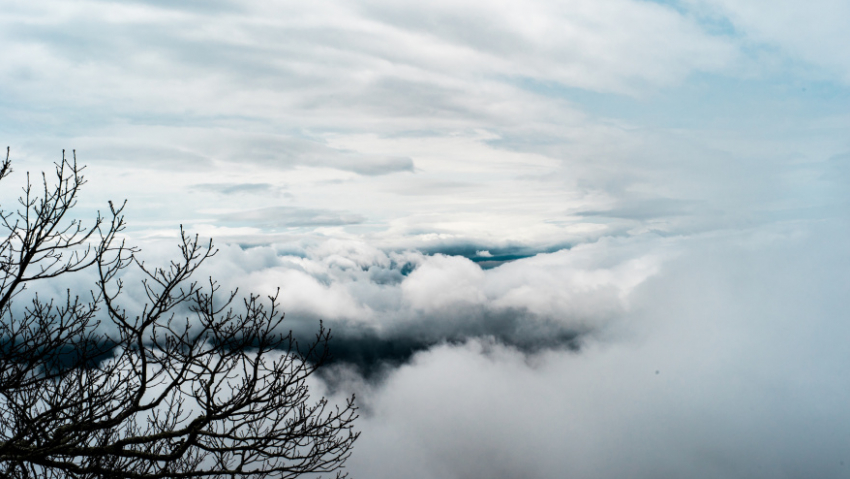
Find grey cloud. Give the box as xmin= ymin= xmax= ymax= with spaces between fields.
xmin=218 ymin=206 xmax=366 ymax=228
xmin=358 ymin=2 xmax=537 ymax=58
xmin=104 ymin=0 xmax=244 ymax=14
xmin=190 ymin=182 xmax=287 ymax=197
xmin=68 ymin=131 xmax=414 ymax=177
xmin=385 ymin=179 xmax=478 ymax=196
xmin=203 ymin=134 xmax=415 ymax=176
xmin=343 ymin=77 xmax=481 ymax=119
xmin=68 ymin=143 xmax=213 ymax=170
xmin=575 ymin=197 xmax=703 ymax=220
xmin=344 ymin=156 xmax=414 ymax=176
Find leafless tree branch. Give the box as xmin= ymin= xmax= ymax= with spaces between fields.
xmin=0 ymin=150 xmax=359 ymax=478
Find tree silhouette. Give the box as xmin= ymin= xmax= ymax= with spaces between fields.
xmin=0 ymin=148 xmax=359 ymax=478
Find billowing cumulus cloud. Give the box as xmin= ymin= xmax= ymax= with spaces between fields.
xmin=325 ymin=223 xmax=850 ymax=479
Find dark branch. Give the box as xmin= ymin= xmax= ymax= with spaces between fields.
xmin=0 ymin=151 xmax=359 ymax=478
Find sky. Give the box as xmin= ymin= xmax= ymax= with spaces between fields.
xmin=2 ymin=0 xmax=850 ymax=477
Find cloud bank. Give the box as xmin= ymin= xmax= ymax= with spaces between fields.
xmin=130 ymin=234 xmax=660 ymax=376
xmin=330 ymin=221 xmax=850 ymax=479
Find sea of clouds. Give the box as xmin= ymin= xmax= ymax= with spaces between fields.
xmin=77 ymin=216 xmax=844 ymax=479
xmin=3 ymin=0 xmax=850 ymax=476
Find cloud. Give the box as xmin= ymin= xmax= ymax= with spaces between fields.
xmin=356 ymin=0 xmax=736 ymax=94
xmin=18 ymin=130 xmax=415 ymax=176
xmin=16 ymin=221 xmax=850 ymax=478
xmin=2 ymin=2 xmax=850 ymax=476
xmin=345 ymin=156 xmax=415 ymax=176
xmin=575 ymin=197 xmax=702 ymax=221
xmin=145 ymin=234 xmax=669 ymax=377
xmin=4 ymin=0 xmax=841 ymax=254
xmin=190 ymin=182 xmax=287 ymax=197
xmin=0 ymin=0 xmax=737 ymax=151
xmin=217 ymin=206 xmax=366 ymax=228
xmin=331 ymin=221 xmax=850 ymax=478
xmin=82 ymin=143 xmax=213 ymax=170
xmin=198 ymin=133 xmax=415 ymax=176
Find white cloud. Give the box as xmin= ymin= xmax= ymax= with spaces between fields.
xmin=357 ymin=0 xmax=736 ymax=93
xmin=2 ymin=2 xmax=850 ymax=475
xmin=4 ymin=0 xmax=840 ymax=252
xmin=119 ymin=232 xmax=668 ymax=355
xmin=338 ymin=222 xmax=850 ymax=478
xmin=402 ymin=254 xmax=487 ymax=311
xmin=0 ymin=0 xmax=735 ymax=121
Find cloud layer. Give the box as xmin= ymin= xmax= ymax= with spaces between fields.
xmin=3 ymin=1 xmax=850 ymax=477
xmin=333 ymin=222 xmax=850 ymax=478
xmin=139 ymin=234 xmax=665 ymax=375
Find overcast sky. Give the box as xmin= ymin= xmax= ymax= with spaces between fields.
xmin=2 ymin=1 xmax=850 ymax=477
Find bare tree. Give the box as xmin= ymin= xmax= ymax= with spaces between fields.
xmin=0 ymin=149 xmax=359 ymax=478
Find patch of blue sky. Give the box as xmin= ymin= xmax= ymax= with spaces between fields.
xmin=635 ymin=0 xmax=739 ymax=36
